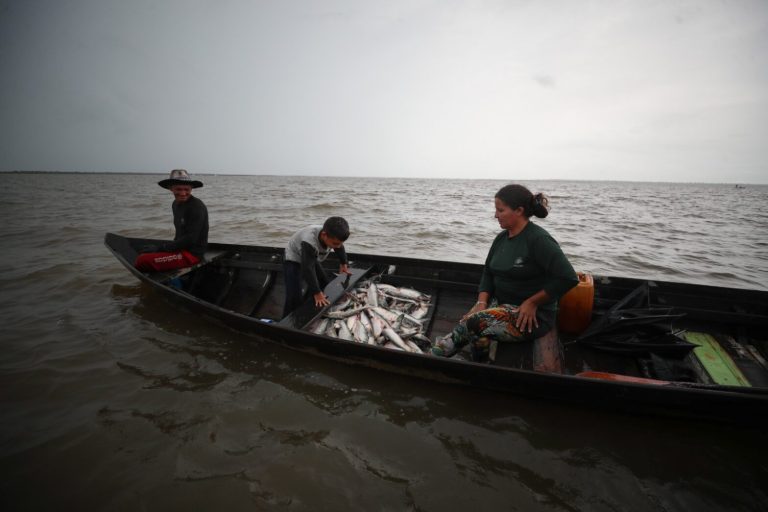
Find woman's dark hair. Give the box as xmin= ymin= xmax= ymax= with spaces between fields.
xmin=322 ymin=216 xmax=350 ymax=241
xmin=495 ymin=184 xmax=549 ymax=219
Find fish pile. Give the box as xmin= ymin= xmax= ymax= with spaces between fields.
xmin=307 ymin=280 xmax=432 ymax=353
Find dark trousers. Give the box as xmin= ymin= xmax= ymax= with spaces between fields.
xmin=282 ymin=261 xmax=332 ymax=318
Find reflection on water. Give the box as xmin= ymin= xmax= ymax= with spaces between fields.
xmin=93 ymin=284 xmax=768 ymax=509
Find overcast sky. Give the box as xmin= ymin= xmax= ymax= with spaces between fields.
xmin=1 ymin=0 xmax=766 ymax=183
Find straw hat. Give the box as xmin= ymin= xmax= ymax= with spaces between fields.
xmin=158 ymin=169 xmax=203 ymax=189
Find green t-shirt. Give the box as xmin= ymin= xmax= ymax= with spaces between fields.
xmin=478 ymin=222 xmax=578 ymax=311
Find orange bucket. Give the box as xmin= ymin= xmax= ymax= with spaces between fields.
xmin=557 ymin=272 xmax=594 ymax=335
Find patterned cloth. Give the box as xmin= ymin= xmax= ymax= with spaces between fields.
xmin=431 ymin=304 xmax=552 ymax=361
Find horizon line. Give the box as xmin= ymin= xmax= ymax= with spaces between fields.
xmin=0 ymin=169 xmax=764 ymax=186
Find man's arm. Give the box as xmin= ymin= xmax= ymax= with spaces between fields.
xmin=300 ymin=242 xmax=323 ymax=295
xmin=334 ymin=244 xmax=351 ymax=274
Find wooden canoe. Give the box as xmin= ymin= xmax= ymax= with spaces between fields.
xmin=104 ymin=232 xmax=768 ymax=426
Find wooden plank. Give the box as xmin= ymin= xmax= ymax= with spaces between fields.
xmin=383 ymin=274 xmax=477 ymax=293
xmin=248 ymin=271 xmax=276 ymax=317
xmin=576 ymin=371 xmax=670 ymax=385
xmin=533 ymin=328 xmax=563 ymax=374
xmin=684 ymin=331 xmax=751 ymax=387
xmin=277 ymin=267 xmax=371 ymax=329
xmin=214 ymin=259 xmax=283 ymax=272
xmin=746 ymin=345 xmax=768 ymax=371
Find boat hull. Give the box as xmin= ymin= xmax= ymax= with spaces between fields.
xmin=105 ymin=233 xmax=768 ymax=425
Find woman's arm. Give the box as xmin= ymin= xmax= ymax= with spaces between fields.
xmin=461 ymin=291 xmax=492 ymax=321
xmin=467 ymin=233 xmax=504 ymax=320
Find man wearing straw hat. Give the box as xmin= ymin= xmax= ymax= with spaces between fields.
xmin=134 ymin=169 xmax=209 ymax=272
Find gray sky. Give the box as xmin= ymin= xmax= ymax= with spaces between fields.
xmin=1 ymin=0 xmax=767 ymax=183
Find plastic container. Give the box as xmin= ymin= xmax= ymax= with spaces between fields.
xmin=557 ymin=272 xmax=594 ymax=335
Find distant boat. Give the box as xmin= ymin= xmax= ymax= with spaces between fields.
xmin=105 ymin=232 xmax=768 ymax=426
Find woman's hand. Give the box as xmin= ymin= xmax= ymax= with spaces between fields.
xmin=339 ymin=263 xmax=352 ymax=275
xmin=515 ymin=300 xmax=539 ymax=333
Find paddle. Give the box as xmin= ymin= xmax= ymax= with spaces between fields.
xmin=575 ymin=370 xmax=766 ymax=392
xmin=576 ymin=371 xmax=670 ymax=385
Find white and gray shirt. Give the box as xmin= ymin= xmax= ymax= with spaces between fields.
xmin=285 ymin=225 xmax=334 ymax=263
xmin=284 ymin=225 xmax=348 ymax=294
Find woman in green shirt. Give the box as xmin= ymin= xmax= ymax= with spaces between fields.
xmin=431 ymin=184 xmax=578 ymax=361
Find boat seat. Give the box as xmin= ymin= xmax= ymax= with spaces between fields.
xmin=212 ymin=259 xmax=283 ymax=272
xmin=489 ymin=327 xmax=563 ymax=373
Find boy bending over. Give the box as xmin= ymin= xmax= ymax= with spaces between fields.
xmin=282 ymin=216 xmax=351 ymax=318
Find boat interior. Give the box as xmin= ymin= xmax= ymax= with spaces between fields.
xmin=110 ymin=234 xmax=768 ymax=390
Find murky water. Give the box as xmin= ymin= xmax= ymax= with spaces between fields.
xmin=1 ymin=173 xmax=766 ymax=511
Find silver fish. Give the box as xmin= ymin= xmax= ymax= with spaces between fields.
xmin=411 ymin=333 xmax=432 ymax=345
xmin=359 ymin=310 xmax=373 ymax=333
xmin=355 ymin=318 xmax=371 ymax=344
xmin=323 ymin=306 xmax=369 ymax=319
xmin=330 ymin=297 xmax=353 ymax=311
xmin=377 ymin=284 xmax=429 ymax=301
xmin=392 ymin=313 xmax=405 ymax=331
xmin=405 ymin=339 xmax=423 ymax=353
xmin=315 ymin=279 xmax=434 ymax=349
xmin=399 ymin=327 xmax=421 ymax=339
xmin=382 ymin=327 xmax=414 ymax=352
xmin=398 ymin=312 xmax=425 ymax=328
xmin=336 ymin=320 xmax=355 ymax=341
xmin=367 ymin=310 xmax=384 ymax=338
xmin=378 ymin=291 xmax=422 ymax=306
xmin=311 ymin=317 xmax=331 ymax=335
xmin=367 ymin=282 xmax=379 ymax=308
xmin=370 ymin=306 xmax=399 ymax=324
xmin=410 ymin=304 xmax=430 ymax=319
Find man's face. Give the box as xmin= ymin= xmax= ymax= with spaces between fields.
xmin=170 ymin=184 xmax=192 ymax=203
